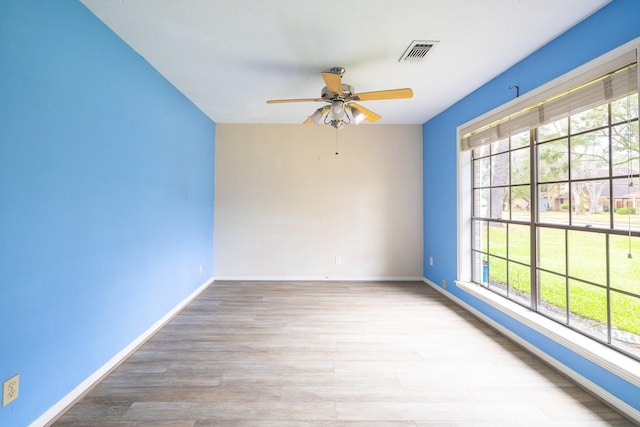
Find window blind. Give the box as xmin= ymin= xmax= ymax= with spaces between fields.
xmin=460 ymin=49 xmax=638 ymax=151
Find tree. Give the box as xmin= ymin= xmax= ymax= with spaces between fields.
xmin=510 ymin=145 xmax=531 ymax=211
xmin=537 ymin=120 xmax=569 ymax=212
xmin=490 ymin=139 xmax=509 ymax=220
xmin=537 ymin=96 xmax=639 ymax=215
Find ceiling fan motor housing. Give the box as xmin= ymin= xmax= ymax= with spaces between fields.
xmin=321 ymin=84 xmax=354 ymax=100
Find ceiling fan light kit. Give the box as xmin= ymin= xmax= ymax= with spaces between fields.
xmin=307 ymin=107 xmax=326 ymax=124
xmin=329 ymin=101 xmax=345 ymax=119
xmin=350 ymin=107 xmax=366 ymax=125
xmin=267 ymin=67 xmax=413 ymax=127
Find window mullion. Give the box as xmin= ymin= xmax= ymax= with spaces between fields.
xmin=606 ymin=101 xmax=614 ymax=345
xmin=564 ymin=230 xmax=570 ymax=325
xmin=530 ymin=128 xmax=538 ymax=311
xmin=606 ymin=234 xmax=612 ymax=344
xmin=470 ymin=155 xmax=476 ymax=281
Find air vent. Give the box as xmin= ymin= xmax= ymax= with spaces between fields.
xmin=399 ymin=40 xmax=438 ymax=63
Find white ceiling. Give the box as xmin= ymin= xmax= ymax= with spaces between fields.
xmin=80 ymin=0 xmax=610 ymax=125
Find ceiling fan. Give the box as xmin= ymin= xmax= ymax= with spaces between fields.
xmin=266 ymin=67 xmax=413 ymax=128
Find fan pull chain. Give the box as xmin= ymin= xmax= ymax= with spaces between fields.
xmin=335 ymin=127 xmax=339 ymax=155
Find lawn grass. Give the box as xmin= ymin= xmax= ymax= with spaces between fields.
xmin=486 ymin=219 xmax=640 ymax=335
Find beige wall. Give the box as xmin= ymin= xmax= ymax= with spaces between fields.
xmin=214 ymin=124 xmax=423 ymax=279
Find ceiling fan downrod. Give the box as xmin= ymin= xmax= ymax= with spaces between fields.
xmin=328 ymin=66 xmax=345 ymax=77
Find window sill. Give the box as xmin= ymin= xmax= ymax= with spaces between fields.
xmin=454 ymin=280 xmax=640 ymax=388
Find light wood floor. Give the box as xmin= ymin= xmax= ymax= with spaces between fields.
xmin=52 ymin=281 xmax=635 ymax=426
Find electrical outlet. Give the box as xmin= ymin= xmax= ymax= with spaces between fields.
xmin=199 ymin=264 xmax=203 ymax=274
xmin=429 ymin=257 xmax=433 ymax=266
xmin=442 ymin=279 xmax=446 ymax=289
xmin=2 ymin=374 xmax=19 ymax=407
xmin=335 ymin=256 xmax=342 ymax=265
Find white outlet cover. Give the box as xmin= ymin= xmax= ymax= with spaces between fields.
xmin=2 ymin=374 xmax=19 ymax=407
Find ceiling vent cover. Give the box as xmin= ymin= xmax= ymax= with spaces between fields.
xmin=399 ymin=40 xmax=438 ymax=63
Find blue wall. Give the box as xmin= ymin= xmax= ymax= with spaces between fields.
xmin=0 ymin=1 xmax=215 ymax=425
xmin=423 ymin=0 xmax=640 ymax=412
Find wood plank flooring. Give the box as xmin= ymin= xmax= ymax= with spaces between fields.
xmin=52 ymin=281 xmax=635 ymax=426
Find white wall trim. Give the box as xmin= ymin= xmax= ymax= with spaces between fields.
xmin=34 ymin=277 xmax=215 ymax=427
xmin=213 ymin=276 xmax=424 ymax=282
xmin=422 ymin=277 xmax=640 ymax=425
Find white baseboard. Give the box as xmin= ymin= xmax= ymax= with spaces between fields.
xmin=34 ymin=277 xmax=214 ymax=427
xmin=213 ymin=275 xmax=423 ymax=282
xmin=422 ymin=277 xmax=640 ymax=425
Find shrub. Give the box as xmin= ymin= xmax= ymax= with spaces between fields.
xmin=561 ymin=203 xmax=569 ymax=210
xmin=615 ymin=207 xmax=636 ymax=215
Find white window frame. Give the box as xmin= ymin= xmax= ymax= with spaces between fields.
xmin=455 ymin=38 xmax=640 ymax=411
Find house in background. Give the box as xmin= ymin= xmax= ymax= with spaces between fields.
xmin=1 ymin=0 xmax=639 ymax=426
xmin=602 ymin=181 xmax=640 ymax=210
xmin=541 ymin=168 xmax=640 ymax=213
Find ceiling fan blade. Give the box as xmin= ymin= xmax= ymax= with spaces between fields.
xmin=351 ymin=88 xmax=413 ymax=101
xmin=266 ymin=98 xmax=325 ymax=104
xmin=303 ymin=118 xmax=313 ymax=124
xmin=321 ymin=71 xmax=343 ymax=94
xmin=349 ymin=102 xmax=381 ymax=123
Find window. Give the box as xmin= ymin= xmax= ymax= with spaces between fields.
xmin=461 ymin=46 xmax=640 ymax=360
